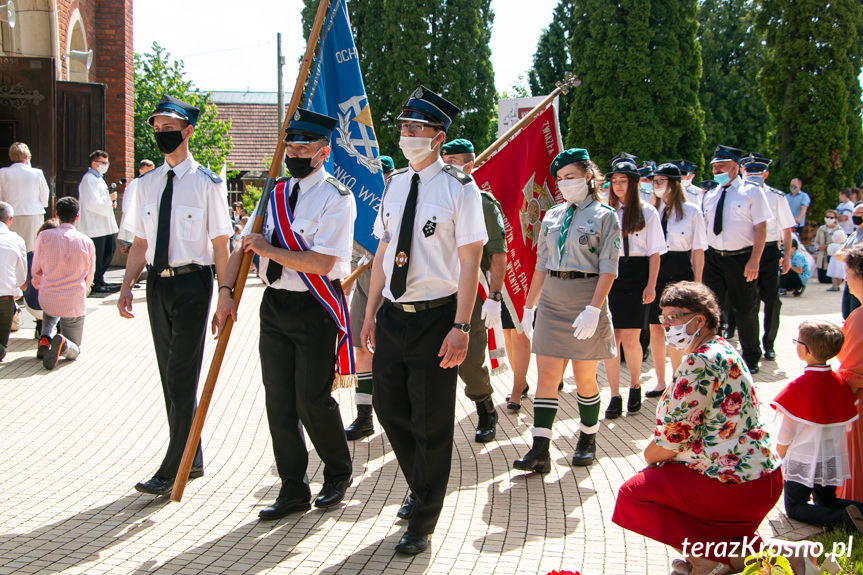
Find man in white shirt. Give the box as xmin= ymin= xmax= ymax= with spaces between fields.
xmin=118 ymin=159 xmax=156 ymax=252
xmin=0 ymin=142 xmax=49 ymax=251
xmin=118 ymin=95 xmax=232 ymax=496
xmin=837 ymin=188 xmax=856 ymax=235
xmin=0 ymin=201 xmax=27 ymax=361
xmin=77 ymin=150 xmax=119 ymax=292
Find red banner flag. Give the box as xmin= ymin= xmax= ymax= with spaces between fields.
xmin=472 ymin=105 xmax=563 ymax=325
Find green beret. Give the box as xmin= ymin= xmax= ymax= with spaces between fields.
xmin=380 ymin=155 xmax=394 ymax=173
xmin=550 ymin=148 xmax=590 ymax=178
xmin=441 ymin=138 xmax=474 ymax=155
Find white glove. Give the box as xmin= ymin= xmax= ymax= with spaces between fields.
xmin=572 ymin=305 xmax=601 ymax=340
xmin=481 ymin=299 xmax=502 ymax=330
xmin=521 ymin=307 xmax=536 ymax=340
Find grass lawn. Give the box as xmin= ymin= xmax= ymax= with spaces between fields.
xmin=809 ymin=527 xmax=861 ymax=574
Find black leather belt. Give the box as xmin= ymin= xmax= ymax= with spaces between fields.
xmin=147 ymin=263 xmax=210 ymax=278
xmin=388 ymin=294 xmax=456 ymax=313
xmin=548 ymin=270 xmax=597 ymax=279
xmin=764 ymin=241 xmax=779 ymax=247
xmin=0 ymin=295 xmax=14 ymax=301
xmin=709 ymin=246 xmax=753 ymax=257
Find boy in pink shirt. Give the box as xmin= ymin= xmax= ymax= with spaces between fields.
xmin=31 ymin=197 xmax=96 ymax=369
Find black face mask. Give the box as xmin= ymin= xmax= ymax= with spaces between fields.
xmin=154 ymin=130 xmax=185 ymax=155
xmin=284 ymin=150 xmax=322 ymax=180
xmin=853 ymin=215 xmax=863 ymax=226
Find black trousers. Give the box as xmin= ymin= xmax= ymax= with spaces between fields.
xmin=259 ymin=287 xmax=352 ymax=499
xmin=457 ymin=294 xmax=493 ymax=402
xmin=146 ymin=267 xmax=211 ymax=479
xmin=784 ymin=480 xmax=863 ymax=529
xmin=0 ymin=299 xmax=15 ymax=348
xmin=780 ymin=271 xmax=805 ymax=292
xmin=703 ymin=248 xmax=761 ymax=365
xmin=91 ymin=234 xmax=116 ymax=286
xmin=758 ymin=243 xmax=782 ymax=353
xmin=373 ymin=299 xmax=458 ymax=535
xmin=843 ymin=285 xmax=862 ymax=319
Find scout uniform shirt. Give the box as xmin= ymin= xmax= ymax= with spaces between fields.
xmin=243 ymin=167 xmax=356 ymax=291
xmin=480 ymin=190 xmax=507 ymax=273
xmin=614 ymin=203 xmax=668 ymax=257
xmin=124 ymin=155 xmax=232 ymax=266
xmin=658 ymin=201 xmax=708 ymax=252
xmin=535 ymin=196 xmax=621 ymax=276
xmin=702 ymin=177 xmax=773 ymax=251
xmin=373 ymin=158 xmax=487 ymax=302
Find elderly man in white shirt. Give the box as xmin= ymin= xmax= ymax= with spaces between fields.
xmin=0 ymin=142 xmax=49 ymax=252
xmin=77 ymin=150 xmax=119 ymax=292
xmin=0 ymin=201 xmax=28 ymax=361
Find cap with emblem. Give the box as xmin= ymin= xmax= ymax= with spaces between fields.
xmin=653 ymin=163 xmax=684 ymax=180
xmin=740 ymin=154 xmax=772 ymax=174
xmin=550 ymin=148 xmax=590 ymax=178
xmin=441 ymin=138 xmax=474 ymax=155
xmin=638 ymin=160 xmax=657 ymax=178
xmin=398 ymin=86 xmax=460 ymax=132
xmin=669 ymin=159 xmax=697 ymax=174
xmin=710 ymin=144 xmax=745 ymax=164
xmin=607 ymin=159 xmax=640 ymax=177
xmin=284 ymin=108 xmax=338 ymax=143
xmin=611 ymin=152 xmax=639 ymax=165
xmin=380 ymin=155 xmax=395 ymax=174
xmin=148 ymin=95 xmax=200 ymax=127
xmin=698 ymin=180 xmax=720 ymax=191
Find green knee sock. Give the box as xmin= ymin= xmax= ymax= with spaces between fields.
xmin=577 ymin=393 xmax=601 ymax=433
xmin=532 ymin=397 xmax=559 ymax=438
xmin=355 ymin=372 xmax=373 ymax=405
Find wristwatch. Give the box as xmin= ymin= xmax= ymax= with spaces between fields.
xmin=489 ymin=291 xmax=503 ymax=302
xmin=452 ymin=322 xmax=471 ymax=333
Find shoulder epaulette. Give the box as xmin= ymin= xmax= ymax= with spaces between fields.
xmin=766 ymin=185 xmax=786 ymax=197
xmin=441 ymin=164 xmax=473 ymax=184
xmin=598 ymin=203 xmax=616 ymax=211
xmin=197 ymin=165 xmax=222 ymax=183
xmin=326 ymin=176 xmax=351 ymax=196
xmin=392 ymin=167 xmax=409 ymax=176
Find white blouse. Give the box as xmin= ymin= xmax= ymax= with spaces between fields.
xmin=658 ymin=201 xmax=708 ymax=252
xmin=774 ymin=412 xmax=852 ymax=488
xmin=616 ymin=202 xmax=667 ymax=257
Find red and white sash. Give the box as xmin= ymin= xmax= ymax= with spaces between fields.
xmin=270 ymin=180 xmax=356 ymax=387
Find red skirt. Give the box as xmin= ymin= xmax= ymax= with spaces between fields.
xmin=612 ymin=462 xmax=783 ymax=565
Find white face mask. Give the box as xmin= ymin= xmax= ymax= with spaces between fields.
xmin=639 ymin=181 xmax=653 ymax=194
xmin=746 ymin=174 xmax=764 ymax=185
xmin=399 ymin=135 xmax=436 ymax=163
xmin=558 ymin=177 xmax=590 ymax=204
xmin=825 ymin=217 xmax=836 ymax=226
xmin=652 ymin=184 xmax=668 ymax=199
xmin=96 ymin=162 xmax=109 ymax=175
xmin=664 ymin=316 xmax=700 ymax=351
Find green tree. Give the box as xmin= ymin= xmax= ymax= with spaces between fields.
xmin=566 ymin=0 xmax=704 ymax=174
xmin=528 ymin=0 xmax=574 ymax=142
xmin=755 ymin=0 xmax=863 ymax=219
xmin=698 ymin=0 xmax=770 ymax=165
xmin=302 ymin=0 xmax=496 ymax=159
xmin=133 ymin=42 xmax=232 ymax=170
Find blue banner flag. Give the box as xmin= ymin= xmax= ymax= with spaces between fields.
xmin=304 ymin=0 xmax=384 ymax=253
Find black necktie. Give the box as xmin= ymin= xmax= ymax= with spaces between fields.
xmin=713 ymin=184 xmax=729 ymax=235
xmin=153 ymin=170 xmax=175 ymax=273
xmin=390 ymin=174 xmax=420 ymax=300
xmin=623 ymin=234 xmax=630 ymax=261
xmin=266 ymin=183 xmax=300 ymax=284
xmin=661 ymin=207 xmax=669 ymax=238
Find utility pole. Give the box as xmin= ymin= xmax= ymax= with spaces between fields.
xmin=277 ymin=32 xmax=286 ymax=177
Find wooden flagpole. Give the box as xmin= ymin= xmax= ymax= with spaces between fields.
xmin=474 ymin=72 xmax=580 ymax=169
xmin=170 ymin=0 xmax=333 ymax=503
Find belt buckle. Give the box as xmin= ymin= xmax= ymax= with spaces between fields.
xmin=402 ymin=303 xmax=416 ymax=313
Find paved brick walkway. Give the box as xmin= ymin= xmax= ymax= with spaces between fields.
xmin=0 ymin=271 xmax=843 ymax=575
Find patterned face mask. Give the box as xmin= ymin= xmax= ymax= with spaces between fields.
xmin=664 ymin=316 xmax=699 ymax=351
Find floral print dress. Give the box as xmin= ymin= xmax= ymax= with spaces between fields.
xmin=654 ymin=337 xmax=782 ymax=483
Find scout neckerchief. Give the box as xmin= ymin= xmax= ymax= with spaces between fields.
xmin=558 ymin=203 xmax=576 ymax=262
xmin=269 ymin=179 xmax=356 ymax=388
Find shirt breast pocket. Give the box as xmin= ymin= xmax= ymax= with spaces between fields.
xmin=576 ymin=225 xmax=600 ymax=254
xmin=379 ymin=202 xmax=402 ymax=241
xmin=416 ymin=204 xmax=454 ymax=245
xmin=140 ymin=202 xmax=158 ymax=241
xmin=176 ymin=205 xmax=204 ymax=241
xmin=290 ymin=218 xmax=319 ymax=246
xmin=731 ymin=201 xmax=749 ymax=221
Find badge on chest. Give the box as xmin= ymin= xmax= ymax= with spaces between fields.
xmin=423 ymin=220 xmax=436 ymax=238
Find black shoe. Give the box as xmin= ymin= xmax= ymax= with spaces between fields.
xmin=506 ymin=401 xmax=522 ymax=412
xmin=605 ymin=396 xmax=623 ymax=419
xmin=558 ymin=380 xmax=564 ymax=391
xmin=397 ymin=493 xmax=416 ymax=520
xmin=37 ymin=336 xmax=50 ymax=359
xmin=571 ymin=432 xmax=597 ymax=466
xmin=43 ymin=335 xmax=67 ymax=371
xmin=763 ymin=350 xmax=777 ymax=361
xmin=90 ymin=285 xmax=112 ymax=293
xmin=135 ymin=475 xmax=174 ymax=496
xmin=395 ymin=531 xmax=429 ymax=555
xmin=513 ymin=436 xmax=551 ymax=474
xmin=259 ymin=495 xmax=312 ymax=519
xmin=747 ymin=361 xmax=760 ymax=375
xmin=644 ymin=388 xmax=665 ymax=398
xmin=345 ymin=404 xmax=374 ymax=440
xmin=474 ymin=397 xmax=498 ymax=443
xmin=314 ymin=477 xmax=352 ymax=508
xmin=189 ymin=465 xmax=204 ymax=480
xmin=627 ymin=387 xmax=642 ymax=413
xmin=505 ymin=383 xmax=530 ymax=402
xmin=642 ymin=347 xmax=650 ymax=362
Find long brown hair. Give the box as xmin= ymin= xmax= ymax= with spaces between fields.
xmin=608 ymin=173 xmax=645 ymax=235
xmin=652 ymin=179 xmax=686 ymax=222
